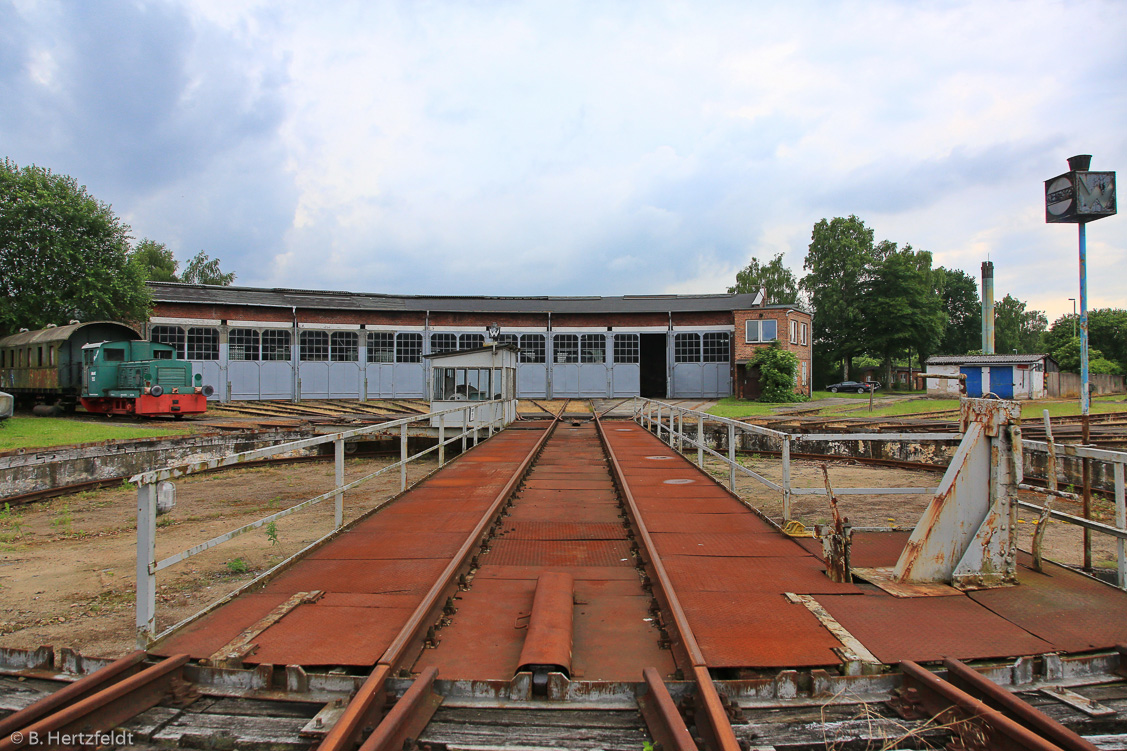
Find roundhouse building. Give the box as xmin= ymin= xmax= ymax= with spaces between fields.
xmin=146 ymin=282 xmax=812 ymax=402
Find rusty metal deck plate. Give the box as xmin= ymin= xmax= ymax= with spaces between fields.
xmin=638 ymin=512 xmax=777 ymax=534
xmin=472 ymin=565 xmax=641 ymax=582
xmin=814 ymin=591 xmax=1056 ymax=664
xmin=795 ymin=531 xmax=913 ymax=569
xmin=650 ymin=532 xmax=807 ymax=557
xmin=250 ymin=603 xmax=416 ymax=666
xmin=308 ymin=530 xmax=470 ymax=560
xmin=263 ymin=557 xmax=451 ymax=595
xmin=152 ymin=593 xmax=293 ymax=659
xmin=661 ymin=554 xmax=861 ymax=596
xmin=968 ymin=560 xmax=1127 ymax=653
xmin=572 ymin=594 xmax=677 ymax=681
xmin=486 ymin=539 xmax=635 ymax=567
xmin=499 ymin=521 xmax=627 ymax=540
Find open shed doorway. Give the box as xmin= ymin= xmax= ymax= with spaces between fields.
xmin=639 ymin=334 xmax=667 ymax=398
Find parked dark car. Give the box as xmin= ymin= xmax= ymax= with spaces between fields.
xmin=826 ymin=380 xmax=881 ymax=394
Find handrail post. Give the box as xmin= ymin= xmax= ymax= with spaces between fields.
xmin=697 ymin=413 xmax=704 ymax=467
xmin=727 ymin=422 xmax=736 ymax=491
xmin=1116 ymin=461 xmax=1125 ymax=590
xmin=782 ymin=434 xmax=792 ymax=523
xmin=677 ymin=409 xmax=684 ymax=453
xmin=439 ymin=411 xmax=446 ymax=467
xmin=462 ymin=408 xmax=468 ymax=453
xmin=334 ymin=437 xmax=344 ymax=529
xmin=400 ymin=422 xmax=408 ymax=493
xmin=136 ymin=482 xmax=157 ymax=648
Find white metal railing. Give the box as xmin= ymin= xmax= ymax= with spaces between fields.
xmin=130 ymin=400 xmax=511 ymax=647
xmin=631 ymin=397 xmax=960 ymax=522
xmin=632 ymin=398 xmax=1127 ymax=591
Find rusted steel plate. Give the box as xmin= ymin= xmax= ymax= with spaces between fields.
xmin=308 ymin=530 xmax=469 ymax=560
xmin=675 ymin=592 xmax=843 ymax=668
xmin=795 ymin=531 xmax=912 ymax=569
xmin=968 ymin=560 xmax=1127 ymax=653
xmin=486 ymin=539 xmax=634 ymax=567
xmin=414 ymin=580 xmax=534 ymax=680
xmin=640 ymin=512 xmax=776 ymax=534
xmin=522 ymin=478 xmax=616 ymax=490
xmin=516 ymin=572 xmax=575 ymax=674
xmin=631 ymin=495 xmax=745 ymax=514
xmin=316 ymin=592 xmax=423 ymax=608
xmin=152 ymin=593 xmax=293 ymax=658
xmin=263 ymin=558 xmax=450 ymax=595
xmin=362 ymin=511 xmax=493 ymax=532
xmin=817 ymin=592 xmax=1055 ymax=664
xmin=250 ymin=604 xmax=416 ymax=666
xmin=651 ymin=532 xmax=807 ymax=557
xmin=375 ymin=496 xmax=493 ymax=515
xmin=503 ymin=503 xmax=621 ymax=523
xmin=508 ymin=489 xmax=620 ymax=504
xmin=499 ymin=521 xmax=626 ymax=540
xmin=572 ymin=594 xmax=676 ymax=681
xmin=472 ymin=565 xmax=639 ymax=582
xmin=662 ymin=554 xmax=860 ymax=595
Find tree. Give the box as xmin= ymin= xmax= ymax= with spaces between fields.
xmin=1051 ymin=337 xmax=1120 ymax=374
xmin=751 ymin=341 xmax=804 ymax=402
xmin=728 ymin=252 xmax=800 ymax=305
xmin=181 ymin=251 xmax=236 ymax=286
xmin=0 ymin=159 xmax=150 ymax=334
xmin=130 ymin=239 xmax=179 ymax=282
xmin=1046 ymin=308 xmax=1127 ymax=373
xmin=993 ymin=294 xmax=1046 ymax=354
xmin=860 ymin=245 xmax=944 ymax=384
xmin=800 ymin=216 xmax=879 ymax=380
xmin=936 ymin=267 xmax=980 ymax=354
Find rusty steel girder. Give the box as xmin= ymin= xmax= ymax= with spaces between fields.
xmin=894 ymin=398 xmax=1021 ymax=588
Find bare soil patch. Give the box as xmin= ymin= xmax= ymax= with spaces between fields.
xmin=0 ymin=456 xmax=436 ymax=658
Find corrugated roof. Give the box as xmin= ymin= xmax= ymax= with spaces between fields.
xmin=927 ymin=354 xmax=1054 ymax=365
xmin=0 ymin=321 xmax=142 ymax=347
xmin=148 ymin=282 xmax=785 ymax=315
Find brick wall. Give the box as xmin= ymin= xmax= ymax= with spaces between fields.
xmin=732 ymin=307 xmax=812 ymax=398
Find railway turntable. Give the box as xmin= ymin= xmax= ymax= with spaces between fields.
xmin=2 ymin=399 xmax=1127 ymax=750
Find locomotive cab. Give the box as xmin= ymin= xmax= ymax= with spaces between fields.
xmin=80 ymin=340 xmax=211 ymax=418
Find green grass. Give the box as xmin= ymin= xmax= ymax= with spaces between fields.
xmin=0 ymin=417 xmax=194 ymax=451
xmin=707 ymin=397 xmax=810 ymax=418
xmin=1022 ymin=399 xmax=1127 ymax=419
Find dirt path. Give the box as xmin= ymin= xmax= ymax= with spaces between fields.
xmin=0 ymin=456 xmax=436 ymax=658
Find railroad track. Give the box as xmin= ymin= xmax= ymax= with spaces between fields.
xmin=5 ymin=411 xmax=1127 ymax=749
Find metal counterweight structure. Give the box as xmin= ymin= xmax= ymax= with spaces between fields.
xmin=3 ymin=398 xmax=1127 ymax=750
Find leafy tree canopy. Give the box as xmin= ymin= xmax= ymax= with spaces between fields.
xmin=860 ymin=245 xmax=944 ymax=384
xmin=936 ymin=267 xmax=980 ymax=354
xmin=728 ymin=252 xmax=800 ymax=305
xmin=1051 ymin=336 xmax=1121 ymax=374
xmin=1046 ymin=309 xmax=1127 ymax=369
xmin=0 ymin=158 xmax=150 ymax=334
xmin=993 ymin=294 xmax=1047 ymax=354
xmin=181 ymin=251 xmax=236 ymax=286
xmin=130 ymin=238 xmax=179 ymax=283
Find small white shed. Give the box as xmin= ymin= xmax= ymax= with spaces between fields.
xmin=925 ymin=354 xmax=1057 ymax=400
xmin=425 ymin=344 xmax=519 ymax=428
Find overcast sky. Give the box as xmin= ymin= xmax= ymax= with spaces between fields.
xmin=2 ymin=0 xmax=1124 ymax=323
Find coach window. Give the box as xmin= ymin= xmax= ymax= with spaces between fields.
xmin=580 ymin=334 xmax=606 ymax=364
xmin=187 ymin=328 xmax=220 ymax=360
xmin=519 ymin=334 xmax=545 ymax=363
xmin=396 ymin=333 xmax=423 ymax=363
xmin=745 ymin=319 xmax=777 ymax=343
xmin=229 ymin=329 xmax=260 ymax=361
xmin=151 ymin=326 xmax=186 ymax=358
xmin=367 ymin=332 xmax=395 ymax=363
xmin=300 ymin=331 xmax=329 ymax=361
xmin=674 ymin=333 xmax=701 ymax=363
xmin=553 ymin=334 xmax=579 ymax=363
xmin=261 ymin=330 xmax=291 ymax=361
xmin=613 ymin=334 xmax=639 ymax=364
xmin=703 ymin=332 xmax=730 ymax=363
xmin=331 ymin=331 xmax=359 ymax=362
xmin=459 ymin=333 xmax=484 ymax=350
xmin=431 ymin=333 xmax=457 ymax=354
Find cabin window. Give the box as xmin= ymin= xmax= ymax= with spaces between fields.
xmin=229 ymin=329 xmax=260 ymax=361
xmin=674 ymin=333 xmax=701 ymax=363
xmin=519 ymin=334 xmax=545 ymax=364
xmin=299 ymin=331 xmax=329 ymax=361
xmin=430 ymin=333 xmax=457 ymax=354
xmin=103 ymin=348 xmax=126 ymax=362
xmin=553 ymin=334 xmax=579 ymax=363
xmin=613 ymin=334 xmax=639 ymax=364
xmin=703 ymin=332 xmax=730 ymax=363
xmin=187 ymin=328 xmax=220 ymax=360
xmin=151 ymin=326 xmax=186 ymax=358
xmin=331 ymin=331 xmax=359 ymax=362
xmin=396 ymin=333 xmax=423 ymax=363
xmin=459 ymin=333 xmax=484 ymax=350
xmin=154 ymin=350 xmax=173 ymax=360
xmin=745 ymin=319 xmax=777 ymax=343
xmin=366 ymin=332 xmax=395 ymax=363
xmin=261 ymin=330 xmax=291 ymax=361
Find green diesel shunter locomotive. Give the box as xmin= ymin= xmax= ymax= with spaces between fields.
xmin=0 ymin=321 xmax=212 ymax=418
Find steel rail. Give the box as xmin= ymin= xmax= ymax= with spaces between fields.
xmin=316 ymin=418 xmax=559 ymax=751
xmin=898 ymin=660 xmax=1068 ymax=751
xmin=638 ymin=666 xmax=699 ymax=751
xmin=0 ymin=654 xmax=190 ymax=751
xmin=595 ymin=415 xmax=741 ymax=751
